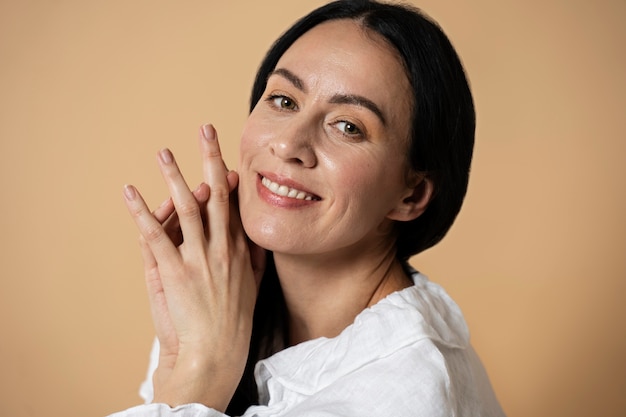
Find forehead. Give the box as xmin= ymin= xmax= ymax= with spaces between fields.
xmin=274 ymin=19 xmax=413 ymax=120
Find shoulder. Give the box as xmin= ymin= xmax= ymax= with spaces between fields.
xmin=257 ymin=272 xmax=470 ymax=416
xmin=255 ymin=272 xmax=505 ymax=416
xmin=360 ymin=270 xmax=470 ymax=350
xmin=269 ymin=338 xmax=458 ymax=417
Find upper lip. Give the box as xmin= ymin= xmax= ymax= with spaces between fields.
xmin=258 ymin=172 xmax=322 ymax=200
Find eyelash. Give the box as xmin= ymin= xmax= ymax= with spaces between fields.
xmin=334 ymin=120 xmax=363 ymax=137
xmin=266 ymin=94 xmax=298 ymax=111
xmin=264 ymin=94 xmax=365 ymax=139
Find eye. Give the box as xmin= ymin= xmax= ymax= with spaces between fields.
xmin=268 ymin=94 xmax=297 ymax=110
xmin=335 ymin=120 xmax=362 ymax=136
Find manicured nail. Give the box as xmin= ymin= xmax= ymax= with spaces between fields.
xmin=159 ymin=148 xmax=173 ymax=164
xmin=123 ymin=184 xmax=136 ymax=200
xmin=201 ymin=124 xmax=214 ymax=141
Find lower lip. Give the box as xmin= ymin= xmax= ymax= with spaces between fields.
xmin=255 ymin=175 xmax=319 ymax=208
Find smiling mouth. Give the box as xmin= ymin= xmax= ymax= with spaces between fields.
xmin=260 ymin=176 xmax=321 ymax=201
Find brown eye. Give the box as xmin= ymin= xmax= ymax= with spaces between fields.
xmin=336 ymin=120 xmax=362 ymax=136
xmin=271 ymin=95 xmax=297 ymax=110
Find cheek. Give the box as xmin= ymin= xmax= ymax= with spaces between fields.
xmin=325 ymin=148 xmax=397 ymax=196
xmin=331 ymin=152 xmax=407 ymax=215
xmin=238 ymin=121 xmax=256 ymax=166
xmin=238 ymin=112 xmax=276 ymax=166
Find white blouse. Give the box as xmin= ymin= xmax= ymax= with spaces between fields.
xmin=108 ymin=272 xmax=506 ymax=417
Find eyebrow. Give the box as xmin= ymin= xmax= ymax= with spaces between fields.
xmin=328 ymin=94 xmax=386 ymax=126
xmin=268 ymin=67 xmax=387 ymax=126
xmin=269 ymin=68 xmax=306 ymax=92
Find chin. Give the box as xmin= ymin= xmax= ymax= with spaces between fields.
xmin=241 ymin=215 xmax=282 ymax=251
xmin=242 ymin=218 xmax=309 ymax=255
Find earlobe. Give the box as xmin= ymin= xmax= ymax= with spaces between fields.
xmin=386 ymin=177 xmax=434 ymax=222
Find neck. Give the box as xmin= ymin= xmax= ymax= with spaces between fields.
xmin=273 ymin=244 xmax=413 ymax=346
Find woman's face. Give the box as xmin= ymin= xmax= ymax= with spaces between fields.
xmin=238 ymin=19 xmax=417 ymax=258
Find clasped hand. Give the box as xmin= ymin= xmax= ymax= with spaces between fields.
xmin=123 ymin=124 xmax=265 ymax=411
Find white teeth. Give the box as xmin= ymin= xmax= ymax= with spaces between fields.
xmin=261 ymin=176 xmax=317 ymax=200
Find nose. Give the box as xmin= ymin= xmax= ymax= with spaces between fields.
xmin=269 ymin=125 xmax=317 ymax=168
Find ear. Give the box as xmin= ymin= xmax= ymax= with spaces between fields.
xmin=386 ymin=176 xmax=434 ymax=222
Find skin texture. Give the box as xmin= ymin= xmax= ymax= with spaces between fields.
xmin=239 ymin=20 xmax=417 ymax=257
xmin=123 ymin=126 xmax=265 ymax=411
xmin=123 ymin=19 xmax=433 ymax=410
xmin=238 ymin=20 xmax=433 ymax=344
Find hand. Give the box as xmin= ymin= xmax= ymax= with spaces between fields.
xmin=123 ymin=124 xmax=266 ymax=410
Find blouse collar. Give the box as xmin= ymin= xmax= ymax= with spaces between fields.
xmin=254 ymin=271 xmax=469 ymax=398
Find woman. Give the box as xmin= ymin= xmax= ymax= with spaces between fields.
xmin=114 ymin=0 xmax=505 ymax=416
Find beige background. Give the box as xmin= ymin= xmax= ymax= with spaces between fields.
xmin=1 ymin=0 xmax=624 ymax=416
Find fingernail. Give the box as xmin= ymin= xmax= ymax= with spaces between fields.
xmin=123 ymin=184 xmax=136 ymax=200
xmin=201 ymin=124 xmax=214 ymax=141
xmin=159 ymin=148 xmax=173 ymax=164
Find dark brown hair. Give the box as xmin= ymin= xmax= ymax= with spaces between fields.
xmin=229 ymin=1 xmax=475 ymax=413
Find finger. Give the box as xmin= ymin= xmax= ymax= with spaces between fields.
xmin=153 ymin=183 xmax=209 ymax=225
xmin=123 ymin=184 xmax=179 ymax=261
xmin=154 ymin=183 xmax=211 ymax=247
xmin=139 ymin=236 xmax=164 ymax=319
xmin=157 ymin=148 xmax=206 ymax=247
xmin=193 ymin=182 xmax=211 ymax=203
xmin=139 ymin=236 xmax=161 ymax=311
xmin=200 ymin=124 xmax=231 ymax=243
xmin=226 ymin=171 xmax=244 ymax=239
xmin=226 ymin=173 xmax=264 ymax=290
xmin=133 ymin=207 xmax=176 ymax=348
xmin=162 ymin=212 xmax=183 ymax=247
xmin=152 ymin=198 xmax=184 ymax=246
xmin=140 ymin=236 xmax=178 ymax=349
xmin=153 ymin=197 xmax=175 ymax=224
xmin=226 ymin=170 xmax=239 ymax=193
